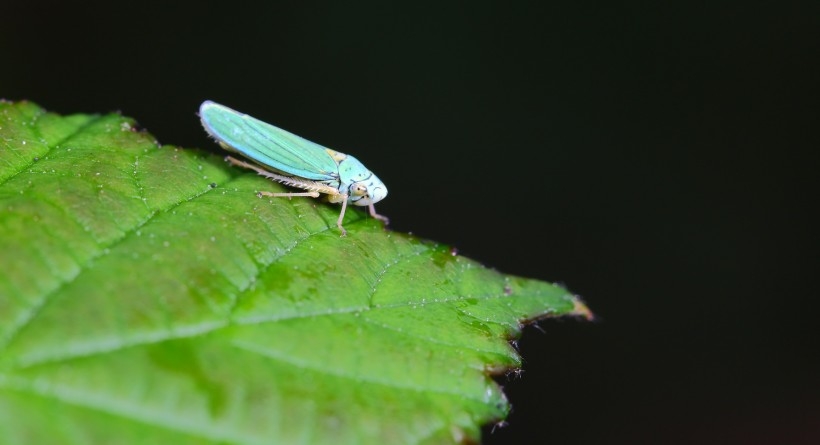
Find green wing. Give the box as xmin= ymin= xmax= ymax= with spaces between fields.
xmin=200 ymin=101 xmax=338 ymax=181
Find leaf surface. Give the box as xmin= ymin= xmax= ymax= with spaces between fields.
xmin=0 ymin=100 xmax=589 ymax=444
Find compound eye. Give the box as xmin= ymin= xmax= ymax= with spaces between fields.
xmin=351 ymin=183 xmax=368 ymax=197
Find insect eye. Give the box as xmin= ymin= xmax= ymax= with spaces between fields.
xmin=351 ymin=183 xmax=368 ymax=196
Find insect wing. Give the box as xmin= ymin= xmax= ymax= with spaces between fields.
xmin=200 ymin=101 xmax=338 ymax=181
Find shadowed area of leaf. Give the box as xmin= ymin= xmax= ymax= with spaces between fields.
xmin=0 ymin=100 xmax=589 ymax=445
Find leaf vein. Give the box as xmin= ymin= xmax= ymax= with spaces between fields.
xmin=0 ymin=114 xmax=108 ymax=188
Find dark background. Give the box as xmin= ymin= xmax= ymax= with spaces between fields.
xmin=3 ymin=2 xmax=818 ymax=444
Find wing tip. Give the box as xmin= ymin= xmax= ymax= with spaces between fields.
xmin=199 ymin=100 xmax=220 ymax=115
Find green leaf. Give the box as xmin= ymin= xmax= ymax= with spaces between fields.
xmin=0 ymin=100 xmax=590 ymax=444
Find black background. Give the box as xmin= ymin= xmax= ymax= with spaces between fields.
xmin=3 ymin=2 xmax=818 ymax=444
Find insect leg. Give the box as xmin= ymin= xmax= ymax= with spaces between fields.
xmin=257 ymin=191 xmax=320 ymax=198
xmin=367 ymin=204 xmax=389 ymax=225
xmin=336 ymin=195 xmax=349 ymax=237
xmin=226 ymin=156 xmax=277 ymax=178
xmin=226 ymin=156 xmax=321 ymax=198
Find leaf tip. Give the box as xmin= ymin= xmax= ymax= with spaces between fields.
xmin=571 ymin=297 xmax=595 ymax=321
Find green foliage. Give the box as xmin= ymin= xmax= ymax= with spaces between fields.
xmin=0 ymin=100 xmax=589 ymax=444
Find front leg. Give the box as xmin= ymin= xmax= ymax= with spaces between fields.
xmin=368 ymin=204 xmax=389 ymax=225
